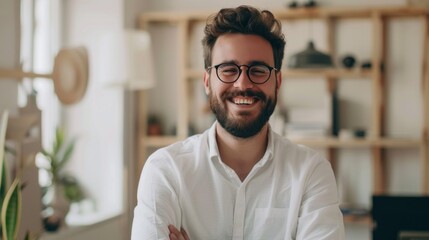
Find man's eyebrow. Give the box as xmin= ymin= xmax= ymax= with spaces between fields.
xmin=219 ymin=60 xmax=238 ymax=65
xmin=248 ymin=60 xmax=271 ymax=66
xmin=217 ymin=60 xmax=271 ymax=66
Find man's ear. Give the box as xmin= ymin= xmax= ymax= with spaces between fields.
xmin=275 ymin=70 xmax=282 ymax=94
xmin=204 ymin=71 xmax=210 ymax=95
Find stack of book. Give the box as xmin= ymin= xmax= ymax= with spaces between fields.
xmin=284 ymin=107 xmax=331 ymax=138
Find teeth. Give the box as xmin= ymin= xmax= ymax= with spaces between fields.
xmin=233 ymin=98 xmax=254 ymax=105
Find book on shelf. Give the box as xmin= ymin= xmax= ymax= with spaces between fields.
xmin=284 ymin=105 xmax=331 ymax=138
xmin=331 ymin=88 xmax=340 ymax=137
xmin=284 ymin=123 xmax=329 ymax=138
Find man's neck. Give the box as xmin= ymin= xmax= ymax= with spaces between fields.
xmin=215 ymin=123 xmax=269 ymax=182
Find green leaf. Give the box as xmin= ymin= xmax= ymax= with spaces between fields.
xmin=0 ymin=111 xmax=10 ymax=229
xmin=0 ymin=111 xmax=9 ymax=190
xmin=57 ymin=139 xmax=76 ymax=171
xmin=61 ymin=175 xmax=84 ymax=202
xmin=53 ymin=128 xmax=64 ymax=155
xmin=0 ymin=158 xmax=8 ymax=216
xmin=1 ymin=179 xmax=21 ymax=240
xmin=40 ymin=127 xmax=78 ymax=198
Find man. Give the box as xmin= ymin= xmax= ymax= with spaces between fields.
xmin=132 ymin=5 xmax=345 ymax=240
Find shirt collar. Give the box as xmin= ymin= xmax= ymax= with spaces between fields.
xmin=207 ymin=121 xmax=274 ymax=166
xmin=208 ymin=122 xmax=219 ymax=160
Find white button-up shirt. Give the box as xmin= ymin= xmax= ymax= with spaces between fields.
xmin=132 ymin=123 xmax=345 ymax=240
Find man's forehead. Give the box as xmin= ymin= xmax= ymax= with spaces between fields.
xmin=211 ymin=34 xmax=274 ymax=64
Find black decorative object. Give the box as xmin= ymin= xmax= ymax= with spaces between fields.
xmin=288 ymin=1 xmax=299 ymax=8
xmin=286 ymin=0 xmax=318 ymax=9
xmin=354 ymin=128 xmax=366 ymax=138
xmin=288 ymin=41 xmax=334 ymax=68
xmin=361 ymin=61 xmax=372 ymax=69
xmin=304 ymin=0 xmax=317 ymax=8
xmin=341 ymin=55 xmax=356 ymax=69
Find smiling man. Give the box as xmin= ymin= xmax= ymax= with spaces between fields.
xmin=131 ymin=5 xmax=345 ymax=240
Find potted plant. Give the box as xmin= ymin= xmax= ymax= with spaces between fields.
xmin=0 ymin=111 xmax=22 ymax=240
xmin=39 ymin=127 xmax=83 ymax=231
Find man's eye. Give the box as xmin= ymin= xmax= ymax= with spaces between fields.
xmin=220 ymin=67 xmax=238 ymax=74
xmin=250 ymin=66 xmax=269 ymax=75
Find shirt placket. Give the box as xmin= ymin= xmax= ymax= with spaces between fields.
xmin=232 ymin=183 xmax=246 ymax=240
xmin=218 ymin=152 xmax=270 ymax=240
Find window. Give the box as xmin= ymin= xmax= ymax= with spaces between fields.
xmin=20 ymin=0 xmax=124 ymax=227
xmin=20 ymin=0 xmax=61 ymax=186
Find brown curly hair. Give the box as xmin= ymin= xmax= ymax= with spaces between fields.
xmin=202 ymin=5 xmax=286 ymax=70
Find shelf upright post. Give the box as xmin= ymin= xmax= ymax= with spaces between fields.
xmin=136 ymin=91 xmax=148 ymax=173
xmin=371 ymin=11 xmax=387 ymax=194
xmin=177 ymin=19 xmax=190 ymax=140
xmin=325 ymin=15 xmax=338 ymax=173
xmin=136 ymin=17 xmax=150 ymax=180
xmin=421 ymin=14 xmax=429 ymax=194
xmin=129 ymin=16 xmax=151 ymax=238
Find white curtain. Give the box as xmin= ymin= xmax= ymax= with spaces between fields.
xmin=20 ymin=0 xmax=61 ymax=186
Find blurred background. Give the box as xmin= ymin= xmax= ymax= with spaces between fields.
xmin=1 ymin=0 xmax=428 ymax=239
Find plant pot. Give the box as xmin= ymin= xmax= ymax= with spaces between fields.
xmin=43 ymin=183 xmax=70 ymax=232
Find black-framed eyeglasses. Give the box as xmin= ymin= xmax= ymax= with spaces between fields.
xmin=206 ymin=63 xmax=278 ymax=84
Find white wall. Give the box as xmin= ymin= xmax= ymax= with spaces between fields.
xmin=61 ymin=0 xmax=127 ymax=236
xmin=0 ymin=0 xmax=19 ymax=114
xmin=61 ymin=0 xmax=157 ymax=239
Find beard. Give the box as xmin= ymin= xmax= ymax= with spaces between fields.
xmin=208 ymin=87 xmax=277 ymax=138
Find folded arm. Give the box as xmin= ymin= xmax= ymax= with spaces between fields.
xmin=131 ymin=153 xmax=182 ymax=239
xmin=296 ymin=159 xmax=345 ymax=240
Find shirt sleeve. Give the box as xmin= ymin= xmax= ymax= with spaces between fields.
xmin=296 ymin=158 xmax=345 ymax=240
xmin=131 ymin=151 xmax=182 ymax=240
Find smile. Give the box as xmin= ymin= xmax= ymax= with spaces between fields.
xmin=232 ymin=97 xmax=256 ymax=105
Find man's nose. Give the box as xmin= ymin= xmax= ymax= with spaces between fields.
xmin=233 ymin=67 xmax=253 ymax=89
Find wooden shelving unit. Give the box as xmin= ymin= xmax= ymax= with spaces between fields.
xmin=343 ymin=214 xmax=373 ymax=226
xmin=187 ymin=68 xmax=373 ymax=79
xmin=291 ymin=137 xmax=422 ymax=148
xmin=137 ymin=5 xmax=429 ymax=226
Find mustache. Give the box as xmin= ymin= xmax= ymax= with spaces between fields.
xmin=222 ymin=89 xmax=266 ymax=101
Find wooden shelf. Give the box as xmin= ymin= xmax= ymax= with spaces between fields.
xmin=187 ymin=69 xmax=205 ymax=79
xmin=290 ymin=137 xmax=422 ymax=148
xmin=186 ymin=68 xmax=373 ymax=80
xmin=143 ymin=136 xmax=181 ymax=148
xmin=139 ymin=6 xmax=429 ymax=24
xmin=142 ymin=135 xmax=422 ymax=149
xmin=283 ymin=68 xmax=373 ymax=79
xmin=273 ymin=6 xmax=429 ymax=19
xmin=343 ymin=214 xmax=372 ymax=226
